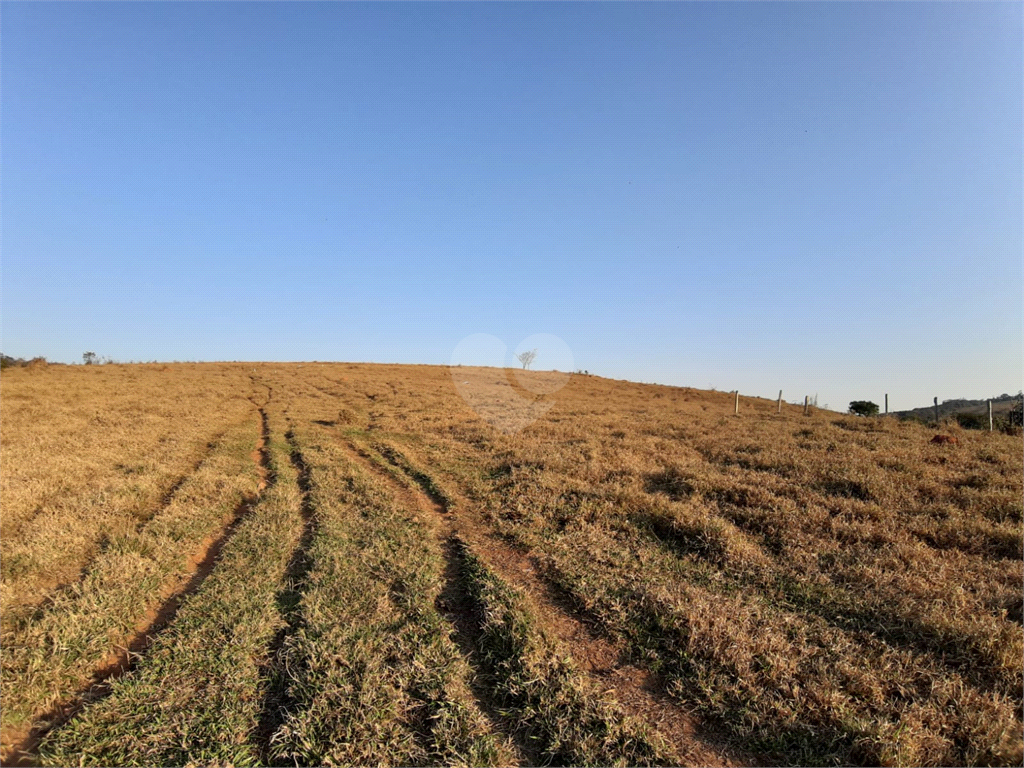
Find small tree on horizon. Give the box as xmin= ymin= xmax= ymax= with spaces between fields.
xmin=516 ymin=349 xmax=538 ymax=370
xmin=83 ymin=351 xmax=97 ymax=365
xmin=849 ymin=400 xmax=879 ymax=417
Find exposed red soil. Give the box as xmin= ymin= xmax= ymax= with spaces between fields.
xmin=335 ymin=432 xmax=755 ymax=767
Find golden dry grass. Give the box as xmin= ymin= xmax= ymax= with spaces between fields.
xmin=2 ymin=361 xmax=1021 ymax=766
xmin=1 ymin=364 xmax=257 ymax=623
xmin=269 ymin=362 xmax=1023 ymax=765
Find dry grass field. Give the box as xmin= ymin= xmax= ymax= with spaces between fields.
xmin=1 ymin=362 xmax=1021 ymax=766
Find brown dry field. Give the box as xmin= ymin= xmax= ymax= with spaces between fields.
xmin=1 ymin=362 xmax=1021 ymax=767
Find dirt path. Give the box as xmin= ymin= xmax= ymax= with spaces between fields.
xmin=2 ymin=402 xmax=276 ymax=767
xmin=336 ymin=434 xmax=749 ymax=768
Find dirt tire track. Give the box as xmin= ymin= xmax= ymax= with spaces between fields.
xmin=254 ymin=424 xmax=318 ymax=763
xmin=3 ymin=403 xmax=276 ymax=768
xmin=328 ymin=436 xmax=535 ymax=766
xmin=433 ymin=535 xmax=539 ymax=767
xmin=155 ymin=441 xmax=218 ymax=508
xmin=341 ymin=435 xmax=752 ymax=768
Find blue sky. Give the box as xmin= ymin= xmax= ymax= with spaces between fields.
xmin=2 ymin=1 xmax=1021 ymax=411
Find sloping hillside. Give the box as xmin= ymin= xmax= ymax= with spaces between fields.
xmin=2 ymin=363 xmax=1021 ymax=767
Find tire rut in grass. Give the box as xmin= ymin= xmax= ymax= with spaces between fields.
xmin=4 ymin=425 xmax=238 ymax=631
xmin=434 ymin=536 xmax=545 ymax=767
xmin=338 ymin=438 xmax=444 ymax=527
xmin=9 ymin=457 xmax=188 ymax=545
xmin=148 ymin=427 xmax=235 ymax=518
xmin=8 ymin=424 xmax=232 ymax=545
xmin=374 ymin=443 xmax=453 ymax=512
xmin=254 ymin=426 xmax=318 ymax=764
xmin=247 ymin=380 xmax=276 ymax=490
xmin=454 ymin=535 xmax=742 ymax=765
xmin=364 ymin=440 xmax=750 ymax=767
xmin=351 ymin=439 xmax=674 ymax=763
xmin=3 ymin=405 xmax=276 ymax=768
xmin=329 ymin=436 xmax=536 ymax=765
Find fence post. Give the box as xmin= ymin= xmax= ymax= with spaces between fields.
xmin=885 ymin=393 xmax=888 ymax=415
xmin=778 ymin=390 xmax=783 ymax=414
xmin=934 ymin=397 xmax=939 ymax=425
xmin=988 ymin=400 xmax=993 ymax=431
xmin=734 ymin=390 xmax=739 ymax=415
xmin=804 ymin=395 xmax=809 ymax=416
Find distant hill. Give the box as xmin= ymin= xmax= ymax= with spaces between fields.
xmin=892 ymin=392 xmax=1023 ymax=423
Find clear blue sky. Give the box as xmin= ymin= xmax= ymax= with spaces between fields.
xmin=2 ymin=2 xmax=1021 ymax=411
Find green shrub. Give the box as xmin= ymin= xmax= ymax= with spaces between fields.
xmin=956 ymin=412 xmax=987 ymax=430
xmin=849 ymin=401 xmax=879 ymax=417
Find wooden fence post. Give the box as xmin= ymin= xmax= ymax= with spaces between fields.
xmin=988 ymin=400 xmax=993 ymax=431
xmin=778 ymin=390 xmax=783 ymax=414
xmin=804 ymin=395 xmax=809 ymax=416
xmin=734 ymin=390 xmax=739 ymax=415
xmin=934 ymin=397 xmax=939 ymax=425
xmin=885 ymin=393 xmax=888 ymax=415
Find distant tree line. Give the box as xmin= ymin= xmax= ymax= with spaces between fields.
xmin=0 ymin=354 xmax=47 ymax=370
xmin=2 ymin=352 xmax=154 ymax=369
xmin=892 ymin=392 xmax=1023 ymax=433
xmin=845 ymin=393 xmax=1022 ymax=433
